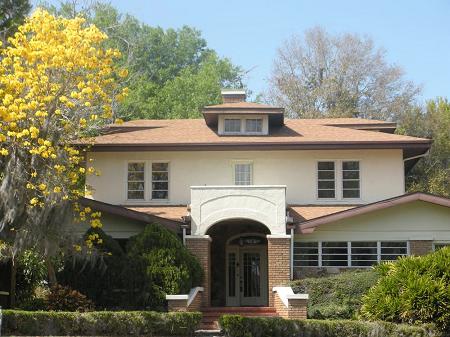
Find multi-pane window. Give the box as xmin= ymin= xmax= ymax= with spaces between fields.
xmin=322 ymin=242 xmax=348 ymax=267
xmin=351 ymin=242 xmax=378 ymax=267
xmin=317 ymin=161 xmax=335 ymax=198
xmin=294 ymin=242 xmax=319 ymax=267
xmin=342 ymin=161 xmax=360 ymax=198
xmin=224 ymin=119 xmax=241 ymax=133
xmin=245 ymin=118 xmax=263 ymax=133
xmin=294 ymin=241 xmax=408 ymax=268
xmin=127 ymin=162 xmax=145 ymax=200
xmin=433 ymin=242 xmax=450 ymax=251
xmin=380 ymin=242 xmax=408 ymax=261
xmin=234 ymin=163 xmax=253 ymax=185
xmin=151 ymin=162 xmax=169 ymax=200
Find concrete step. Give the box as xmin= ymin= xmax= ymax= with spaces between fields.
xmin=195 ymin=329 xmax=224 ymax=337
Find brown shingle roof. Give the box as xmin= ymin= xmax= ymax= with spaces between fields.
xmin=125 ymin=205 xmax=188 ymax=222
xmin=86 ymin=118 xmax=430 ymax=149
xmin=288 ymin=205 xmax=358 ymax=223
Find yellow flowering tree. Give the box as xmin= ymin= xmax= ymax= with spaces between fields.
xmin=0 ymin=9 xmax=127 ymax=285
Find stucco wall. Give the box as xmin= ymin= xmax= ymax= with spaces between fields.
xmin=295 ymin=201 xmax=450 ymax=242
xmin=86 ymin=149 xmax=404 ymax=206
xmin=71 ymin=213 xmax=146 ymax=239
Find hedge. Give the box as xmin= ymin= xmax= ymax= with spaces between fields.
xmin=2 ymin=310 xmax=202 ymax=336
xmin=219 ymin=315 xmax=444 ymax=337
xmin=290 ymin=269 xmax=379 ymax=319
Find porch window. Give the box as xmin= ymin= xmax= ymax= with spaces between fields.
xmin=351 ymin=241 xmax=378 ymax=267
xmin=224 ymin=119 xmax=241 ymax=133
xmin=234 ymin=163 xmax=253 ymax=185
xmin=317 ymin=161 xmax=335 ymax=198
xmin=293 ymin=242 xmax=319 ymax=267
xmin=245 ymin=118 xmax=263 ymax=133
xmin=433 ymin=242 xmax=450 ymax=251
xmin=380 ymin=241 xmax=408 ymax=260
xmin=321 ymin=241 xmax=348 ymax=267
xmin=151 ymin=162 xmax=169 ymax=200
xmin=342 ymin=161 xmax=360 ymax=198
xmin=127 ymin=162 xmax=145 ymax=200
xmin=293 ymin=241 xmax=408 ymax=268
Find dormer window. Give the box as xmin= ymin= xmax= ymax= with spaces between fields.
xmin=202 ymin=89 xmax=285 ymax=136
xmin=245 ymin=118 xmax=263 ymax=133
xmin=224 ymin=118 xmax=242 ymax=133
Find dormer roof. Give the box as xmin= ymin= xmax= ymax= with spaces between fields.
xmin=202 ymin=90 xmax=285 ymax=127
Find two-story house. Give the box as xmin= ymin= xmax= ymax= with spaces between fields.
xmin=79 ymin=89 xmax=450 ymax=310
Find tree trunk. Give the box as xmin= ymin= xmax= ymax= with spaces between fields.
xmin=46 ymin=258 xmax=57 ymax=287
xmin=10 ymin=257 xmax=16 ymax=308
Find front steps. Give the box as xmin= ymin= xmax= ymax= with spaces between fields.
xmin=199 ymin=306 xmax=278 ymax=330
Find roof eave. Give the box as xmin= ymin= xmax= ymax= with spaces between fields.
xmin=297 ymin=192 xmax=450 ymax=234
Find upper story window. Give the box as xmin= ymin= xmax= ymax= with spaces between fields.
xmin=342 ymin=161 xmax=360 ymax=199
xmin=245 ymin=118 xmax=263 ymax=133
xmin=220 ymin=116 xmax=267 ymax=135
xmin=224 ymin=119 xmax=242 ymax=133
xmin=127 ymin=162 xmax=145 ymax=200
xmin=317 ymin=161 xmax=336 ymax=199
xmin=234 ymin=162 xmax=253 ymax=185
xmin=152 ymin=162 xmax=169 ymax=200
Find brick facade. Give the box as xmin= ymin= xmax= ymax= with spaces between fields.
xmin=274 ymin=294 xmax=307 ymax=320
xmin=185 ymin=236 xmax=211 ymax=307
xmin=410 ymin=240 xmax=433 ymax=256
xmin=267 ymin=235 xmax=291 ymax=307
xmin=167 ymin=292 xmax=203 ymax=312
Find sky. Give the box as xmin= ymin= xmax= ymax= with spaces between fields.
xmin=38 ymin=0 xmax=450 ymax=102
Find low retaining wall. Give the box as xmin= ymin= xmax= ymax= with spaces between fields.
xmin=273 ymin=287 xmax=308 ymax=319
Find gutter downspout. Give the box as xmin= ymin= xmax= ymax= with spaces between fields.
xmin=403 ymin=150 xmax=429 ymax=162
xmin=290 ymin=227 xmax=294 ymax=280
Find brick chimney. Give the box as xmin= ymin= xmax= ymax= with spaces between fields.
xmin=221 ymin=89 xmax=246 ymax=103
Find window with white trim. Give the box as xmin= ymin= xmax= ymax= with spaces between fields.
xmin=127 ymin=162 xmax=145 ymax=200
xmin=294 ymin=241 xmax=408 ymax=268
xmin=234 ymin=163 xmax=253 ymax=185
xmin=151 ymin=162 xmax=169 ymax=200
xmin=245 ymin=118 xmax=263 ymax=133
xmin=342 ymin=161 xmax=360 ymax=198
xmin=317 ymin=161 xmax=335 ymax=198
xmin=433 ymin=242 xmax=450 ymax=251
xmin=224 ymin=119 xmax=241 ymax=133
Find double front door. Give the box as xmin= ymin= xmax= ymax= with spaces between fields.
xmin=226 ymin=243 xmax=268 ymax=306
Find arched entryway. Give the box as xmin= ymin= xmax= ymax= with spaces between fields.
xmin=206 ymin=219 xmax=270 ymax=307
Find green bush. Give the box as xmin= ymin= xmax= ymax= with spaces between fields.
xmin=3 ymin=310 xmax=201 ymax=336
xmin=128 ymin=223 xmax=203 ymax=309
xmin=58 ymin=224 xmax=202 ymax=311
xmin=219 ymin=315 xmax=442 ymax=337
xmin=360 ymin=247 xmax=450 ymax=333
xmin=290 ymin=269 xmax=379 ymax=319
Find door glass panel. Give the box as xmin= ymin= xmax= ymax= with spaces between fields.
xmin=228 ymin=253 xmax=236 ymax=297
xmin=243 ymin=252 xmax=261 ymax=297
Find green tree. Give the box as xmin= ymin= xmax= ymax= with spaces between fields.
xmin=0 ymin=0 xmax=31 ymax=45
xmin=44 ymin=1 xmax=244 ymax=120
xmin=398 ymin=98 xmax=450 ymax=197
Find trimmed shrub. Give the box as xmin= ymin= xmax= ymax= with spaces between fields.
xmin=290 ymin=269 xmax=379 ymax=319
xmin=219 ymin=315 xmax=442 ymax=337
xmin=360 ymin=247 xmax=450 ymax=333
xmin=46 ymin=285 xmax=94 ymax=312
xmin=3 ymin=310 xmax=202 ymax=336
xmin=58 ymin=224 xmax=202 ymax=311
xmin=128 ymin=223 xmax=203 ymax=309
